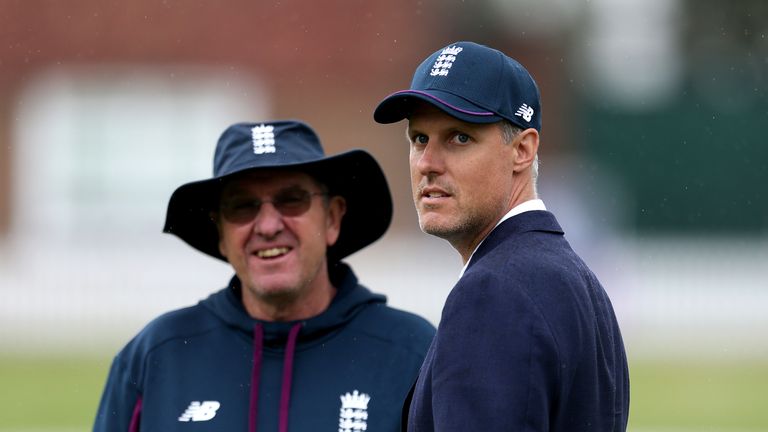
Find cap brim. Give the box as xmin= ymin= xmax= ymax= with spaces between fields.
xmin=374 ymin=89 xmax=503 ymax=124
xmin=163 ymin=149 xmax=392 ymax=263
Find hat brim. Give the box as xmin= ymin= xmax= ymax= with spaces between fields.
xmin=374 ymin=89 xmax=504 ymax=125
xmin=163 ymin=149 xmax=392 ymax=263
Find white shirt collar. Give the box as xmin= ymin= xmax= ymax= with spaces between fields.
xmin=458 ymin=199 xmax=547 ymax=278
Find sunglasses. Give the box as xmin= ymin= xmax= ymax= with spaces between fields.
xmin=219 ymin=188 xmax=327 ymax=223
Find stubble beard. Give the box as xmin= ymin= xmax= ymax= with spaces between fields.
xmin=242 ymin=259 xmax=321 ymax=311
xmin=417 ymin=207 xmax=485 ymax=249
xmin=417 ymin=196 xmax=509 ymax=256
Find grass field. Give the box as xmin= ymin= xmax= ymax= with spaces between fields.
xmin=1 ymin=354 xmax=767 ymax=431
xmin=0 ymin=354 xmax=111 ymax=430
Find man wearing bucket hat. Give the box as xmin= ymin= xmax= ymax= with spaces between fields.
xmin=94 ymin=120 xmax=435 ymax=431
xmin=374 ymin=41 xmax=629 ymax=431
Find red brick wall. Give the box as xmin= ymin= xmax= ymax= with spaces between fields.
xmin=0 ymin=0 xmax=562 ymax=235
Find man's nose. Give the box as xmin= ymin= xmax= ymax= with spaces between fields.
xmin=252 ymin=202 xmax=284 ymax=238
xmin=414 ymin=142 xmax=445 ymax=176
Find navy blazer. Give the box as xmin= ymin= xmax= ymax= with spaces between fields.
xmin=407 ymin=210 xmax=629 ymax=431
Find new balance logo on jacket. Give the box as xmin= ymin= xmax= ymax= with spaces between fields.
xmin=178 ymin=401 xmax=220 ymax=422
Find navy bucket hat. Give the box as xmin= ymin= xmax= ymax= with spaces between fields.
xmin=163 ymin=120 xmax=392 ymax=263
xmin=374 ymin=41 xmax=541 ymax=131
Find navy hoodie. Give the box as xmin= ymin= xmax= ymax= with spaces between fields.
xmin=94 ymin=262 xmax=435 ymax=431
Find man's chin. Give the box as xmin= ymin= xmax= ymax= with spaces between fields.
xmin=246 ymin=278 xmax=302 ymax=302
xmin=419 ymin=218 xmax=458 ymax=240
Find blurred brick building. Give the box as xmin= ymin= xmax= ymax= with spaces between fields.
xmin=0 ymin=0 xmax=568 ymax=237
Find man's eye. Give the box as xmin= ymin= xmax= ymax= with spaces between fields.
xmin=454 ymin=133 xmax=470 ymax=144
xmin=231 ymin=200 xmax=258 ymax=211
xmin=275 ymin=191 xmax=309 ymax=207
xmin=413 ymin=134 xmax=428 ymax=144
xmin=277 ymin=196 xmax=304 ymax=206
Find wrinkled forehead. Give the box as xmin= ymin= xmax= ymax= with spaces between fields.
xmin=220 ymin=168 xmax=322 ymax=197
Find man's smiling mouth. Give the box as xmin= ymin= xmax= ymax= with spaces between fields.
xmin=255 ymin=247 xmax=291 ymax=259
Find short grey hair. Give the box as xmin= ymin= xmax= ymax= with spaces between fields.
xmin=500 ymin=121 xmax=539 ymax=188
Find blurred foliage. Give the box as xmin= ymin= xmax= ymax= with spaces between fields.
xmin=583 ymin=0 xmax=768 ymax=234
xmin=585 ymin=91 xmax=768 ymax=234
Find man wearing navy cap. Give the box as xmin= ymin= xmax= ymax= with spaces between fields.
xmin=374 ymin=41 xmax=629 ymax=431
xmin=94 ymin=120 xmax=435 ymax=431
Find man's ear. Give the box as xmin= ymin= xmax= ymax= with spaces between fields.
xmin=513 ymin=128 xmax=540 ymax=173
xmin=325 ymin=196 xmax=347 ymax=247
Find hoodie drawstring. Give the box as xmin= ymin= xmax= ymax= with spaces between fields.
xmin=249 ymin=323 xmax=264 ymax=432
xmin=279 ymin=323 xmax=301 ymax=432
xmin=128 ymin=396 xmax=142 ymax=432
xmin=249 ymin=322 xmax=302 ymax=432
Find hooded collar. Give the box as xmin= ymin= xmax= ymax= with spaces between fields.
xmin=200 ymin=262 xmax=385 ymax=346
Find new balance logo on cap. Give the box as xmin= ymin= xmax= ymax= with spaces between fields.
xmin=251 ymin=124 xmax=276 ymax=155
xmin=515 ymin=104 xmax=534 ymax=122
xmin=430 ymin=46 xmax=463 ymax=77
xmin=178 ymin=401 xmax=220 ymax=422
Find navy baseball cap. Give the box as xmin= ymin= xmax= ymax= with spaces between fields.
xmin=374 ymin=41 xmax=541 ymax=131
xmin=163 ymin=120 xmax=392 ymax=263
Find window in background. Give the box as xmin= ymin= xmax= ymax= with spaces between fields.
xmin=11 ymin=66 xmax=269 ymax=243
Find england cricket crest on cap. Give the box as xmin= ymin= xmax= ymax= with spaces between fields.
xmin=430 ymin=45 xmax=463 ymax=77
xmin=251 ymin=124 xmax=276 ymax=154
xmin=338 ymin=390 xmax=370 ymax=432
